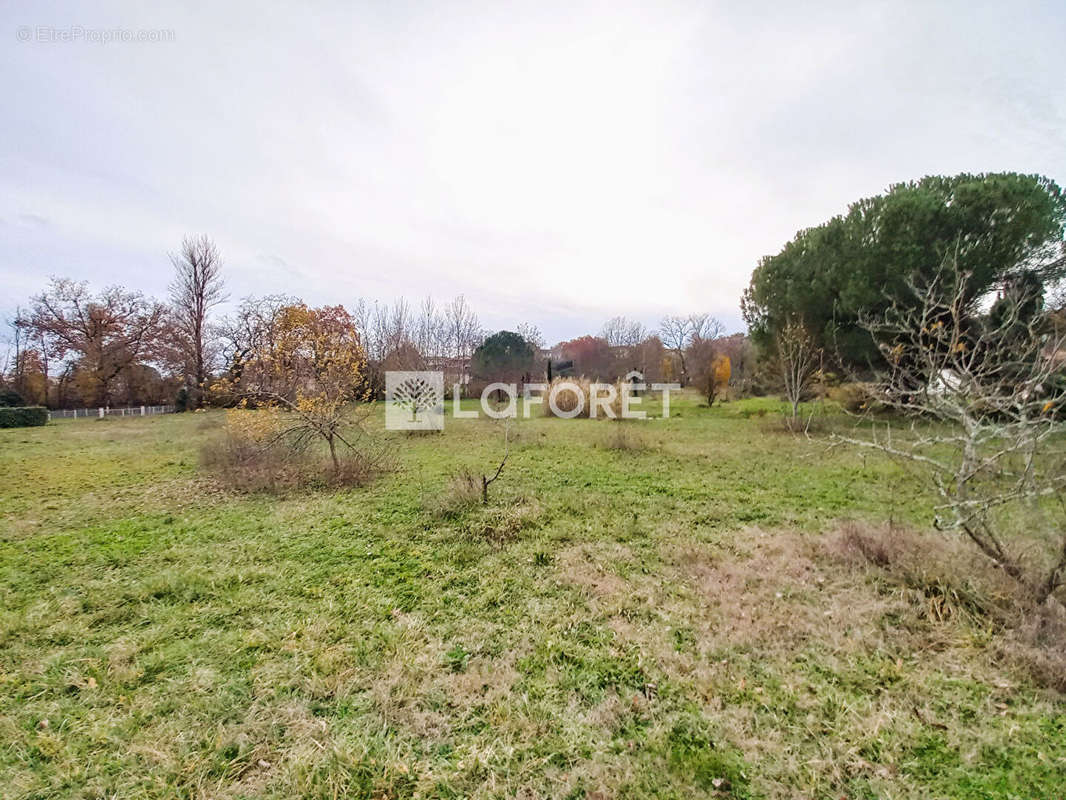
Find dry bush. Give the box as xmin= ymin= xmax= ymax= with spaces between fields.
xmin=998 ymin=603 xmax=1066 ymax=693
xmin=542 ymin=377 xmax=592 ymax=418
xmin=834 ymin=522 xmax=1016 ymax=622
xmin=540 ymin=377 xmax=636 ymax=419
xmin=426 ymin=469 xmax=483 ymax=518
xmin=463 ymin=499 xmax=541 ymax=543
xmin=832 ymin=521 xmax=1066 ymax=690
xmin=826 ymin=382 xmax=883 ymax=414
xmin=756 ymin=406 xmax=827 ymax=436
xmin=600 ymin=423 xmax=648 ymax=452
xmin=605 ymin=378 xmax=636 ymax=418
xmin=426 ymin=472 xmax=540 ymax=541
xmin=201 ymin=408 xmax=392 ymax=493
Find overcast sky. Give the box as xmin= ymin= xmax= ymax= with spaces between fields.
xmin=2 ymin=0 xmax=1064 ymax=343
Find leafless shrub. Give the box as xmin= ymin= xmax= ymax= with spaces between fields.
xmin=834 ymin=252 xmax=1066 ymax=605
xmin=833 ymin=521 xmax=1066 ymax=690
xmin=600 ymin=424 xmax=648 ymax=452
xmin=201 ymin=413 xmax=392 ymax=493
xmin=427 ymin=469 xmax=483 ymax=518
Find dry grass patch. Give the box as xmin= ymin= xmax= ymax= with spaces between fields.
xmin=599 ymin=423 xmax=650 ymax=452
xmin=831 ymin=520 xmax=1066 ymax=692
xmin=200 ymin=418 xmax=393 ymax=493
xmin=549 ymin=526 xmax=1066 ymax=798
xmin=463 ymin=499 xmax=542 ymax=543
xmin=425 ymin=468 xmax=483 ymax=518
xmin=557 ymin=543 xmax=639 ymax=604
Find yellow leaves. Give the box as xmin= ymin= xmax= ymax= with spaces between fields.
xmin=708 ymin=354 xmax=731 ymax=398
xmin=1042 ymin=400 xmax=1055 ymax=414
xmin=953 ymin=342 xmax=967 ymax=353
xmin=242 ymin=303 xmax=368 ymax=408
xmin=712 ymin=354 xmax=731 ymax=388
xmin=224 ymin=406 xmax=282 ymax=443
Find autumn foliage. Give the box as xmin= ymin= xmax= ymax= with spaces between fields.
xmin=208 ymin=303 xmax=386 ymax=480
xmin=705 ymin=354 xmax=731 ymax=406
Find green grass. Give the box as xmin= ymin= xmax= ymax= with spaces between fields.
xmin=1 ymin=394 xmax=1063 ymax=798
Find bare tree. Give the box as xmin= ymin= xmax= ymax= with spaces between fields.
xmin=776 ymin=316 xmax=821 ymax=427
xmin=517 ymin=323 xmax=545 ymax=350
xmin=169 ymin=235 xmax=226 ymax=408
xmin=689 ymin=314 xmax=724 ymax=343
xmin=445 ymin=295 xmax=482 ymax=359
xmin=415 ymin=296 xmax=448 ymax=361
xmin=658 ymin=313 xmax=723 ymax=386
xmin=658 ymin=315 xmax=691 ymax=385
xmin=3 ymin=310 xmax=29 ymax=397
xmin=601 ymin=316 xmax=647 ymax=348
xmin=834 ymin=260 xmax=1066 ymax=604
xmin=3 ymin=311 xmax=50 ymax=405
xmin=216 ymin=294 xmax=295 ymax=399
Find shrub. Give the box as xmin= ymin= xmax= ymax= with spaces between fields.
xmin=201 ymin=407 xmax=392 ymax=492
xmin=0 ymin=389 xmax=26 ymax=407
xmin=541 ymin=377 xmax=592 ymax=418
xmin=827 ymin=382 xmax=881 ymax=413
xmin=600 ymin=424 xmax=648 ymax=452
xmin=427 ymin=469 xmax=483 ymax=518
xmin=540 ymin=377 xmax=634 ymax=419
xmin=174 ymin=387 xmax=190 ymax=412
xmin=0 ymin=406 xmax=48 ymax=428
xmin=704 ymin=354 xmax=731 ymax=406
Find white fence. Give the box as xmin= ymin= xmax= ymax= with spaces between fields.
xmin=49 ymin=405 xmax=176 ymax=420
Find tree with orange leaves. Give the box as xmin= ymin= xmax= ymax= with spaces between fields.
xmin=705 ymin=354 xmax=731 ymax=406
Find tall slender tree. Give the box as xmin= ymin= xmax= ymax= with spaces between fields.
xmin=169 ymin=235 xmax=226 ymax=409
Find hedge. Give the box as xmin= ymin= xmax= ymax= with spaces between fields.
xmin=0 ymin=406 xmax=49 ymax=428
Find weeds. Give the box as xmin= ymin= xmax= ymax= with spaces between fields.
xmin=426 ymin=468 xmax=482 ymax=518
xmin=200 ymin=411 xmax=392 ymax=492
xmin=463 ymin=499 xmax=541 ymax=543
xmin=834 ymin=521 xmax=1066 ymax=690
xmin=600 ymin=423 xmax=649 ymax=452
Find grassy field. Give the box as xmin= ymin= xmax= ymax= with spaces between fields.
xmin=1 ymin=394 xmax=1063 ymax=799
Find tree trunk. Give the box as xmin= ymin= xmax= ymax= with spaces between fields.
xmin=328 ymin=435 xmax=339 ymax=471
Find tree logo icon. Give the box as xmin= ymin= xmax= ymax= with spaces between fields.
xmin=386 ymin=371 xmax=445 ymax=430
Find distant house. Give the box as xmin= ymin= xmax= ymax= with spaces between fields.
xmin=425 ymin=355 xmax=472 ymax=385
